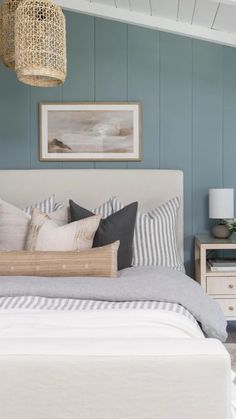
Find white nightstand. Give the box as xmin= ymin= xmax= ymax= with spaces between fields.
xmin=195 ymin=234 xmax=236 ymax=320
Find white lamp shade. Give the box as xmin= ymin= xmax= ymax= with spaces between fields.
xmin=209 ymin=188 xmax=234 ymax=219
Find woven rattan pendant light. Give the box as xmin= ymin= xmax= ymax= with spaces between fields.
xmin=1 ymin=0 xmax=22 ymax=69
xmin=15 ymin=0 xmax=67 ymax=87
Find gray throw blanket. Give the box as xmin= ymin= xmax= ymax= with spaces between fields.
xmin=0 ymin=266 xmax=227 ymax=342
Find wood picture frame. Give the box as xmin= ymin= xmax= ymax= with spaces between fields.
xmin=39 ymin=102 xmax=141 ymax=161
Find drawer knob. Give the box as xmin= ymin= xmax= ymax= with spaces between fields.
xmin=229 ymin=284 xmax=234 ymax=289
xmin=229 ymin=306 xmax=234 ymax=311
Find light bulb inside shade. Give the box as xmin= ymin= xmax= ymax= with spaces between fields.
xmin=209 ymin=188 xmax=234 ymax=219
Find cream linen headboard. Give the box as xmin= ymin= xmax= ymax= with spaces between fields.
xmin=0 ymin=169 xmax=184 ymax=260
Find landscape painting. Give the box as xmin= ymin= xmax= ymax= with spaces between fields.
xmin=40 ymin=103 xmax=141 ymax=161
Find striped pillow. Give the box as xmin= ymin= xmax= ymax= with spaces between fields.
xmin=112 ymin=197 xmax=184 ymax=272
xmin=92 ymin=199 xmax=113 ymax=218
xmin=54 ymin=202 xmax=64 ymax=211
xmin=53 ymin=199 xmax=113 ymax=221
xmin=23 ymin=195 xmax=55 ymax=216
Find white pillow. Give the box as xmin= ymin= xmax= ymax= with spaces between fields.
xmin=112 ymin=197 xmax=184 ymax=272
xmin=0 ymin=199 xmax=68 ymax=251
xmin=25 ymin=209 xmax=101 ymax=252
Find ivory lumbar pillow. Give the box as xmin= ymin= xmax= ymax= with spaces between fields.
xmin=26 ymin=209 xmax=101 ymax=252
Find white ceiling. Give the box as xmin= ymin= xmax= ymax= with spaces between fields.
xmin=57 ymin=0 xmax=236 ymax=47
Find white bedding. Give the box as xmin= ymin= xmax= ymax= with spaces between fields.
xmin=0 ymin=305 xmax=235 ymax=419
xmin=0 ymin=308 xmax=204 ymax=344
xmin=0 ymin=303 xmax=235 ymax=419
xmin=0 ymin=263 xmax=233 ymax=418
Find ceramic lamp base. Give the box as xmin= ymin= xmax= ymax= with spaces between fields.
xmin=212 ymin=224 xmax=231 ymax=239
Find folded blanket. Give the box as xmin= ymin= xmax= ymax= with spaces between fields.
xmin=0 ymin=266 xmax=227 ymax=341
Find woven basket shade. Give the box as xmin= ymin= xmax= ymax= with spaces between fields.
xmin=1 ymin=0 xmax=22 ymax=69
xmin=15 ymin=0 xmax=67 ymax=87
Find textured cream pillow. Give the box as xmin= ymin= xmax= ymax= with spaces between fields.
xmin=0 ymin=242 xmax=120 ymax=277
xmin=0 ymin=199 xmax=30 ymax=251
xmin=0 ymin=199 xmax=69 ymax=251
xmin=26 ymin=209 xmax=101 ymax=251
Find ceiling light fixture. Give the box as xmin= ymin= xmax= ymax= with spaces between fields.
xmin=15 ymin=0 xmax=67 ymax=87
xmin=1 ymin=0 xmax=22 ymax=69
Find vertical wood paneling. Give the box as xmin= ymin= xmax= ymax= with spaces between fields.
xmin=223 ymin=46 xmax=236 ymax=208
xmin=159 ymin=33 xmax=192 ymax=272
xmin=192 ymin=41 xmax=223 ymax=234
xmin=94 ymin=18 xmax=128 ymax=169
xmin=1 ymin=11 xmax=236 ymax=272
xmin=0 ymin=66 xmax=30 ymax=169
xmin=62 ymin=11 xmax=95 ymax=169
xmin=127 ymin=25 xmax=159 ymax=168
xmin=30 ymin=86 xmax=63 ymax=169
xmin=62 ymin=12 xmax=95 ymax=102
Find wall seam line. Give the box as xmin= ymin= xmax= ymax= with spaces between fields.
xmin=159 ymin=33 xmax=162 ymax=168
xmin=222 ymin=46 xmax=224 ymax=188
xmin=29 ymin=87 xmax=32 ymax=169
xmin=157 ymin=31 xmax=160 ymax=169
xmin=191 ymin=39 xmax=194 ymax=237
xmin=126 ymin=23 xmax=129 ymax=169
xmin=93 ymin=16 xmax=96 ymax=169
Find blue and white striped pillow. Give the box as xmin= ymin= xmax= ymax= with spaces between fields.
xmin=48 ymin=198 xmax=113 ymax=225
xmin=92 ymin=199 xmax=113 ymax=218
xmin=55 ymin=199 xmax=113 ymax=221
xmin=54 ymin=202 xmax=64 ymax=211
xmin=23 ymin=195 xmax=55 ymax=216
xmin=112 ymin=197 xmax=184 ymax=272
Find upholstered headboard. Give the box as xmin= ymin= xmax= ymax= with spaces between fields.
xmin=0 ymin=169 xmax=184 ymax=260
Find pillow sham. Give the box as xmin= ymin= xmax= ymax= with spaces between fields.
xmin=26 ymin=209 xmax=101 ymax=252
xmin=92 ymin=199 xmax=113 ymax=218
xmin=54 ymin=202 xmax=65 ymax=211
xmin=0 ymin=199 xmax=69 ymax=251
xmin=112 ymin=197 xmax=184 ymax=272
xmin=53 ymin=199 xmax=113 ymax=223
xmin=69 ymin=200 xmax=138 ymax=270
xmin=23 ymin=195 xmax=55 ymax=215
xmin=0 ymin=242 xmax=119 ymax=277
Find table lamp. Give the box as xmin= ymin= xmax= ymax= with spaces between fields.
xmin=209 ymin=188 xmax=234 ymax=238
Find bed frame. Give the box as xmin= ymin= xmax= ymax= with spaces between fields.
xmin=0 ymin=169 xmax=184 ymax=260
xmin=0 ymin=169 xmax=232 ymax=419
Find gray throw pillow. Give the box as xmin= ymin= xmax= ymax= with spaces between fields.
xmin=69 ymin=200 xmax=138 ymax=270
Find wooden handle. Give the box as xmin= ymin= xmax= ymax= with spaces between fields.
xmin=229 ymin=284 xmax=234 ymax=289
xmin=229 ymin=306 xmax=234 ymax=311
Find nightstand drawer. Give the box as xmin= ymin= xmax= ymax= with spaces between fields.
xmin=214 ymin=298 xmax=236 ymax=317
xmin=207 ymin=276 xmax=236 ymax=294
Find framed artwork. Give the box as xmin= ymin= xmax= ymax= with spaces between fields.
xmin=39 ymin=102 xmax=141 ymax=161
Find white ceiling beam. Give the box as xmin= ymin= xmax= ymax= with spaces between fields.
xmin=116 ymin=0 xmax=130 ymax=10
xmin=178 ymin=0 xmax=196 ymax=23
xmin=209 ymin=0 xmax=236 ymax=5
xmin=57 ymin=0 xmax=236 ymax=47
xmin=191 ymin=0 xmax=219 ymax=27
xmin=130 ymin=0 xmax=150 ymax=14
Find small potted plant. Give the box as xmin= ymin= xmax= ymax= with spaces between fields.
xmin=226 ymin=219 xmax=236 ymax=237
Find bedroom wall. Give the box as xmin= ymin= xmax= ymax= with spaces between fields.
xmin=0 ymin=10 xmax=236 ymax=274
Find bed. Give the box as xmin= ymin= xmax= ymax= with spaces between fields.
xmin=0 ymin=169 xmax=234 ymax=419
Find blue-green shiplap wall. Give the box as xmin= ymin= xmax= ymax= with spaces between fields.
xmin=0 ymin=11 xmax=236 ymax=274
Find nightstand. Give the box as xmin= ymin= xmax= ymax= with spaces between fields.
xmin=195 ymin=234 xmax=236 ymax=320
